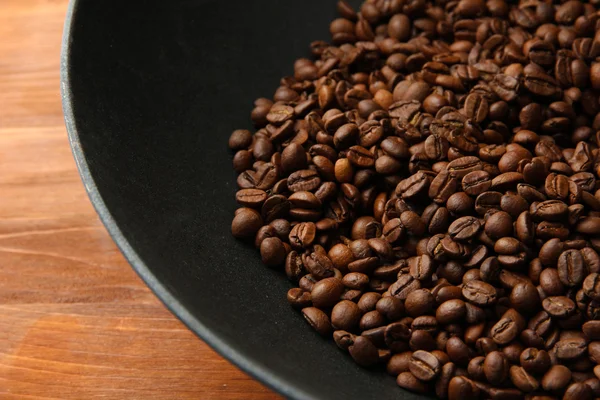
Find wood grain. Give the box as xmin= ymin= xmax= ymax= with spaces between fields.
xmin=0 ymin=1 xmax=280 ymax=398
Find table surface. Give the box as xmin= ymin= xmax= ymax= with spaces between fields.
xmin=0 ymin=0 xmax=281 ymax=398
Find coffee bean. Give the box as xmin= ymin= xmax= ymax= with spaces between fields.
xmin=542 ymin=296 xmax=576 ymax=318
xmin=564 ymin=382 xmax=594 ymax=400
xmin=390 ymin=274 xmax=421 ymax=300
xmin=287 ymin=288 xmax=312 ymax=308
xmin=510 ymin=282 xmax=541 ymax=315
xmin=409 ymin=350 xmax=441 ymax=381
xmin=302 ymin=307 xmax=332 ymax=336
xmin=448 ymin=216 xmax=481 ymax=241
xmin=289 ymin=222 xmax=316 ymax=249
xmin=510 ymin=365 xmax=539 ymax=393
xmin=446 ymin=336 xmax=471 ymax=366
xmin=260 ymin=237 xmax=287 ymax=267
xmin=311 ymin=277 xmax=344 ymax=308
xmin=349 ymin=336 xmax=379 ymax=367
xmin=302 ymin=245 xmax=334 ymax=279
xmin=405 ymin=289 xmax=435 ymax=317
xmin=491 ymin=308 xmax=526 ymax=345
xmin=231 ymin=208 xmax=263 ymax=239
xmin=464 ymin=93 xmax=489 ymax=123
xmin=558 ymin=249 xmax=587 ymax=287
xmin=475 ymin=191 xmax=503 ymax=215
xmin=436 ymin=299 xmax=467 ymax=325
xmin=448 ymin=376 xmax=479 ymax=400
xmin=583 ymin=321 xmax=600 ymax=340
xmin=396 ymin=371 xmax=429 ymax=394
xmin=462 ymin=171 xmax=492 ymax=196
xmin=555 ymin=338 xmax=587 ymax=360
xmin=447 ymin=157 xmax=483 ymax=179
xmin=520 ymin=347 xmax=551 ymax=375
xmin=485 ymin=211 xmax=513 ymax=239
xmin=484 ymin=351 xmax=509 ymax=385
xmin=541 ymin=365 xmax=572 ymax=392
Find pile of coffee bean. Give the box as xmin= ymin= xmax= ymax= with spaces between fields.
xmin=229 ymin=0 xmax=600 ymax=398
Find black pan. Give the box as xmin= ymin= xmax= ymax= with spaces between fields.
xmin=61 ymin=1 xmax=421 ymax=398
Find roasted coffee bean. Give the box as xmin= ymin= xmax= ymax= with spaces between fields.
xmin=302 ymin=307 xmax=332 ymax=336
xmin=349 ymin=336 xmax=379 ymax=367
xmin=520 ymin=347 xmax=551 ymax=375
xmin=462 ymin=280 xmax=497 ymax=307
xmin=311 ymin=277 xmax=344 ymax=308
xmin=555 ymin=338 xmax=587 ymax=360
xmin=409 ymin=350 xmax=441 ymax=381
xmin=543 ymin=296 xmax=576 ymax=318
xmin=446 ymin=336 xmax=471 ymax=366
xmin=396 ymin=371 xmax=429 ymax=394
xmin=541 ymin=365 xmax=572 ymax=392
xmin=484 ymin=211 xmax=513 ymax=240
xmin=331 ymin=300 xmax=361 ymax=331
xmin=484 ymin=351 xmax=509 ymax=385
xmin=448 ymin=376 xmax=479 ymax=400
xmin=462 ymin=171 xmax=492 ymax=196
xmin=448 ymin=216 xmax=481 ymax=242
xmin=491 ymin=308 xmax=526 ymax=345
xmin=558 ymin=249 xmax=587 ymax=287
xmin=510 ymin=282 xmax=541 ymax=315
xmin=510 ymin=365 xmax=539 ymax=393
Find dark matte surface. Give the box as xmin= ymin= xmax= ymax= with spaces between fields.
xmin=62 ymin=1 xmax=424 ymax=399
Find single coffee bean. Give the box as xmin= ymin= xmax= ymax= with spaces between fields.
xmin=446 ymin=336 xmax=471 ymax=366
xmin=448 ymin=376 xmax=479 ymax=400
xmin=510 ymin=365 xmax=539 ymax=393
xmin=563 ymin=382 xmax=593 ymax=400
xmin=541 ymin=365 xmax=572 ymax=392
xmin=287 ymin=288 xmax=312 ymax=308
xmin=583 ymin=320 xmax=600 ymax=340
xmin=448 ymin=216 xmax=481 ymax=242
xmin=311 ymin=277 xmax=344 ymax=308
xmin=520 ymin=347 xmax=551 ymax=375
xmin=436 ymin=299 xmax=467 ymax=325
xmin=396 ymin=371 xmax=429 ymax=394
xmin=485 ymin=211 xmax=513 ymax=240
xmin=484 ymin=351 xmax=510 ymax=385
xmin=349 ymin=336 xmax=379 ymax=367
xmin=491 ymin=308 xmax=526 ymax=345
xmin=542 ymin=296 xmax=576 ymax=318
xmin=302 ymin=307 xmax=332 ymax=336
xmin=557 ymin=249 xmax=587 ymax=287
xmin=409 ymin=350 xmax=441 ymax=381
xmin=554 ymin=338 xmax=587 ymax=360
xmin=331 ymin=300 xmax=361 ymax=331
xmin=462 ymin=280 xmax=498 ymax=307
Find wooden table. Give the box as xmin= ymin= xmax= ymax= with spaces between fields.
xmin=0 ymin=1 xmax=281 ymax=398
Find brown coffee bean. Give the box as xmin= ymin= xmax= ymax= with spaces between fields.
xmin=491 ymin=308 xmax=526 ymax=345
xmin=542 ymin=296 xmax=576 ymax=318
xmin=485 ymin=211 xmax=513 ymax=240
xmin=311 ymin=277 xmax=344 ymax=308
xmin=510 ymin=365 xmax=539 ymax=393
xmin=484 ymin=351 xmax=509 ymax=385
xmin=448 ymin=216 xmax=481 ymax=241
xmin=349 ymin=336 xmax=379 ymax=367
xmin=448 ymin=376 xmax=479 ymax=400
xmin=409 ymin=350 xmax=441 ymax=381
xmin=302 ymin=307 xmax=332 ymax=336
xmin=558 ymin=249 xmax=587 ymax=287
xmin=541 ymin=365 xmax=572 ymax=392
xmin=520 ymin=347 xmax=551 ymax=375
xmin=396 ymin=371 xmax=429 ymax=394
